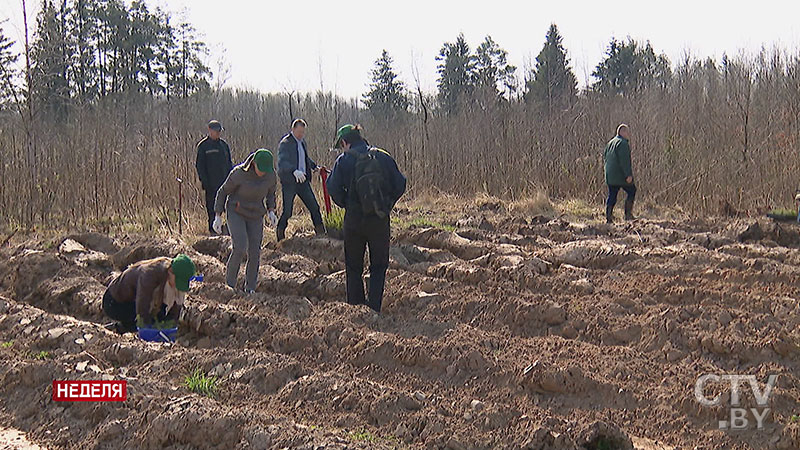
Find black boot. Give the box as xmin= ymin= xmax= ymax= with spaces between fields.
xmin=605 ymin=206 xmax=614 ymax=224
xmin=104 ymin=321 xmax=137 ymax=334
xmin=624 ymin=199 xmax=635 ymax=221
xmin=314 ymin=223 xmax=326 ymax=236
xmin=276 ymin=227 xmax=286 ymax=242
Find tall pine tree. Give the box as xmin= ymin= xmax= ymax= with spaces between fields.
xmin=436 ymin=33 xmax=475 ymax=113
xmin=0 ymin=21 xmax=20 ymax=109
xmin=363 ymin=49 xmax=408 ymax=116
xmin=31 ymin=0 xmax=71 ymax=119
xmin=474 ymin=35 xmax=516 ymax=99
xmin=525 ymin=24 xmax=577 ymax=112
xmin=592 ymin=38 xmax=671 ymax=95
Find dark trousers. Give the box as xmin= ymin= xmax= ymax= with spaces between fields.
xmin=343 ymin=214 xmax=391 ymax=312
xmin=277 ymin=180 xmax=324 ymax=231
xmin=606 ymin=184 xmax=637 ymax=216
xmin=102 ymin=289 xmax=136 ymax=328
xmin=103 ymin=288 xmax=168 ymax=329
xmin=205 ymin=189 xmax=217 ymax=234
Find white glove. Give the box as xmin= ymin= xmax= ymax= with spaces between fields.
xmin=293 ymin=170 xmax=306 ymax=184
xmin=212 ymin=215 xmax=223 ymax=234
xmin=267 ymin=211 xmax=278 ymax=228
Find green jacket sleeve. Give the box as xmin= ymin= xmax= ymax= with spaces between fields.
xmin=617 ymin=140 xmax=633 ymax=179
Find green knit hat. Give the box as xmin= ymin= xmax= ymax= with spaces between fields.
xmin=254 ymin=149 xmax=274 ymax=173
xmin=171 ymin=254 xmax=196 ymax=292
xmin=333 ymin=124 xmax=361 ymax=149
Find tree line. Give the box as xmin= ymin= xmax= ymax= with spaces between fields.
xmin=1 ymin=5 xmax=799 ymax=230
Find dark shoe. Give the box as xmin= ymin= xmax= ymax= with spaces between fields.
xmin=276 ymin=227 xmax=286 ymax=242
xmin=314 ymin=224 xmax=326 ymax=236
xmin=105 ymin=321 xmax=137 ymax=334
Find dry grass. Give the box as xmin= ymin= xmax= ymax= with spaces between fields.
xmin=4 ymin=47 xmax=800 ymax=230
xmin=508 ymin=191 xmax=555 ymax=217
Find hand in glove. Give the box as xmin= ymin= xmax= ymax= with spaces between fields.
xmin=212 ymin=214 xmax=224 ymax=234
xmin=293 ymin=170 xmax=307 ymax=184
xmin=267 ymin=211 xmax=278 ymax=228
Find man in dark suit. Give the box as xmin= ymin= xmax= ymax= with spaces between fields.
xmin=195 ymin=120 xmax=233 ymax=235
xmin=276 ymin=119 xmax=325 ymax=241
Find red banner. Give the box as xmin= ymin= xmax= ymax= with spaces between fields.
xmin=320 ymin=167 xmax=332 ymax=215
xmin=52 ymin=380 xmax=127 ymax=402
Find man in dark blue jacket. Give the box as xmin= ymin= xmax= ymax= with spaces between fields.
xmin=327 ymin=124 xmax=406 ymax=313
xmin=195 ymin=120 xmax=233 ymax=235
xmin=276 ymin=119 xmax=325 ymax=241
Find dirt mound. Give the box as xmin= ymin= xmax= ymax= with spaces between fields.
xmin=65 ymin=232 xmax=120 ymax=255
xmin=0 ymin=214 xmax=799 ymax=449
xmin=111 ymin=238 xmax=186 ymax=270
xmin=192 ymin=236 xmax=232 ymax=261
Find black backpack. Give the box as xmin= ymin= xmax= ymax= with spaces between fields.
xmin=345 ymin=147 xmax=392 ymax=218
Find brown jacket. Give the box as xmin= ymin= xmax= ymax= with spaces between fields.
xmin=107 ymin=257 xmax=179 ymax=321
xmin=214 ymin=152 xmax=277 ymax=220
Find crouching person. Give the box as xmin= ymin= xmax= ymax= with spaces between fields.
xmin=103 ymin=254 xmax=196 ymax=333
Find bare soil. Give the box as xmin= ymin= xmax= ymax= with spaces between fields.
xmin=1 ymin=210 xmax=800 ymax=449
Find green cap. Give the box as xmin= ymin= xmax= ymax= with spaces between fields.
xmin=254 ymin=149 xmax=274 ymax=173
xmin=171 ymin=254 xmax=196 ymax=292
xmin=334 ymin=124 xmax=359 ymax=149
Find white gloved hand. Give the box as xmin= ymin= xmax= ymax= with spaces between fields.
xmin=293 ymin=170 xmax=306 ymax=184
xmin=212 ymin=215 xmax=223 ymax=234
xmin=267 ymin=211 xmax=278 ymax=228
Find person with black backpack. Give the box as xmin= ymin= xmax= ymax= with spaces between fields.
xmin=326 ymin=124 xmax=406 ymax=313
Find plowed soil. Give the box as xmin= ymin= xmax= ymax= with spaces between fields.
xmin=1 ymin=207 xmax=800 ymax=449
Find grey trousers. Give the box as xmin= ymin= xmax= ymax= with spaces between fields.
xmin=226 ymin=210 xmax=264 ymax=291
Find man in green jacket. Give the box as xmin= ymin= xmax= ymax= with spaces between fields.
xmin=603 ymin=124 xmax=636 ymax=223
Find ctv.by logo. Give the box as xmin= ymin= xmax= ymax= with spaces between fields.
xmin=694 ymin=374 xmax=777 ymax=430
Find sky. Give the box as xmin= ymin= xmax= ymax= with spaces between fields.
xmin=2 ymin=0 xmax=800 ymax=98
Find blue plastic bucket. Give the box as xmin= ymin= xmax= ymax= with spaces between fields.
xmin=137 ymin=327 xmax=178 ymax=343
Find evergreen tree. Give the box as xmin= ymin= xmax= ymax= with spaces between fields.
xmin=474 ymin=35 xmax=516 ymax=99
xmin=363 ymin=49 xmax=409 ymax=116
xmin=31 ymin=0 xmax=71 ymax=118
xmin=67 ymin=0 xmax=99 ymax=102
xmin=0 ymin=22 xmax=20 ymax=108
xmin=171 ymin=21 xmax=210 ymax=98
xmin=436 ymin=33 xmax=475 ymax=113
xmin=27 ymin=0 xmax=212 ymax=105
xmin=525 ymin=24 xmax=577 ymax=112
xmin=592 ymin=37 xmax=671 ymax=95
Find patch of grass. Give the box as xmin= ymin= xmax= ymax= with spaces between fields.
xmin=324 ymin=207 xmax=345 ymax=232
xmin=509 ymin=191 xmax=555 ymax=216
xmin=393 ymin=216 xmax=455 ymax=232
xmin=349 ymin=429 xmax=377 ymax=443
xmin=32 ymin=350 xmax=50 ymax=360
xmin=348 ymin=429 xmax=402 ymax=447
xmin=559 ymin=198 xmax=596 ymax=219
xmin=184 ymin=368 xmax=219 ymax=398
xmin=791 ymin=414 xmax=800 ymax=423
xmin=768 ymin=208 xmax=797 ymax=220
xmin=1 ymin=341 xmax=13 ymax=348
